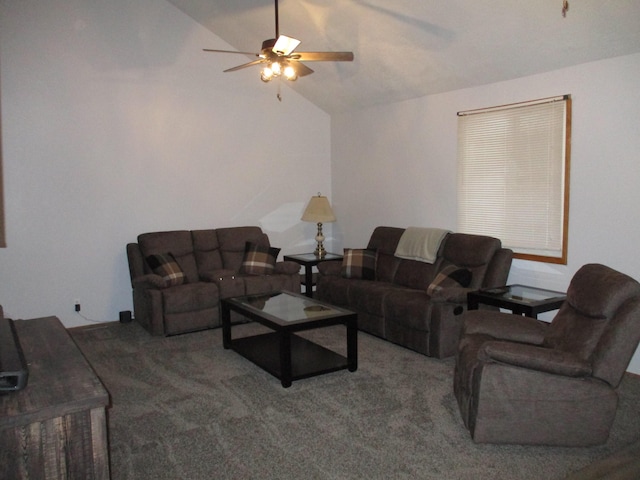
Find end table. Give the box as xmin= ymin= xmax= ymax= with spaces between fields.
xmin=467 ymin=284 xmax=566 ymax=318
xmin=283 ymin=252 xmax=343 ymax=297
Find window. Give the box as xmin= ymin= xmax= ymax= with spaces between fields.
xmin=457 ymin=95 xmax=571 ymax=264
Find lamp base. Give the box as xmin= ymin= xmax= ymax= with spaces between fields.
xmin=314 ymin=222 xmax=326 ymax=258
xmin=314 ymin=244 xmax=327 ymax=258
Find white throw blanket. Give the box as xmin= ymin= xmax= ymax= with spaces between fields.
xmin=394 ymin=227 xmax=451 ymax=264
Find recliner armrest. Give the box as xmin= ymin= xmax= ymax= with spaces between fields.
xmin=463 ymin=310 xmax=547 ymax=345
xmin=275 ymin=261 xmax=300 ymax=275
xmin=429 ymin=287 xmax=471 ymax=303
xmin=132 ymin=274 xmax=167 ymax=289
xmin=317 ymin=261 xmax=342 ymax=276
xmin=479 ymin=341 xmax=592 ymax=377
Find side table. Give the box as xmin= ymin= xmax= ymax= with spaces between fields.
xmin=467 ymin=284 xmax=566 ymax=318
xmin=283 ymin=252 xmax=343 ymax=297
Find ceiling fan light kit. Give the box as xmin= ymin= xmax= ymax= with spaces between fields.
xmin=203 ymin=0 xmax=353 ymax=86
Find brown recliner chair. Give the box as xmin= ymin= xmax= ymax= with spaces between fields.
xmin=454 ymin=263 xmax=640 ymax=446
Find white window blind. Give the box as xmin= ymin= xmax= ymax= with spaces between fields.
xmin=457 ymin=96 xmax=571 ymax=264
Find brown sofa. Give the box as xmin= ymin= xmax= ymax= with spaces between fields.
xmin=126 ymin=226 xmax=300 ymax=336
xmin=316 ymin=226 xmax=513 ymax=359
xmin=454 ymin=263 xmax=640 ymax=446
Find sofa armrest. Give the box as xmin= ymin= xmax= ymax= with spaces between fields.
xmin=275 ymin=261 xmax=301 ymax=275
xmin=479 ymin=341 xmax=592 ymax=377
xmin=317 ymin=260 xmax=342 ymax=276
xmin=429 ymin=287 xmax=472 ymax=303
xmin=463 ymin=310 xmax=548 ymax=345
xmin=132 ymin=274 xmax=167 ymax=289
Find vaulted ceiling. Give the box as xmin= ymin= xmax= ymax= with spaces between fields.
xmin=166 ymin=0 xmax=640 ymax=114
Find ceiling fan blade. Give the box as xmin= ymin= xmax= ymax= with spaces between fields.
xmin=292 ymin=52 xmax=354 ymax=62
xmin=203 ymin=49 xmax=260 ymax=56
xmin=295 ymin=62 xmax=314 ymax=77
xmin=224 ymin=59 xmax=266 ymax=73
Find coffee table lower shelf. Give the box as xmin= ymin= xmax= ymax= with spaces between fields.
xmin=231 ymin=332 xmax=350 ymax=386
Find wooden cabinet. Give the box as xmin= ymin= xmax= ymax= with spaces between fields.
xmin=0 ymin=316 xmax=110 ymax=479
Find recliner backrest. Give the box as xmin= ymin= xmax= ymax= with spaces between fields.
xmin=216 ymin=226 xmax=269 ymax=271
xmin=544 ymin=263 xmax=640 ymax=386
xmin=192 ymin=229 xmax=224 ymax=276
xmin=367 ymin=226 xmax=404 ymax=283
xmin=439 ymin=233 xmax=502 ymax=289
xmin=137 ymin=231 xmax=199 ymax=283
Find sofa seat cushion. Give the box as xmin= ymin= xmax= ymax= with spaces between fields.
xmin=161 ymin=282 xmax=219 ymax=314
xmin=348 ymin=280 xmax=396 ymax=316
xmin=384 ymin=289 xmax=433 ymax=331
xmin=316 ymin=275 xmax=352 ymax=307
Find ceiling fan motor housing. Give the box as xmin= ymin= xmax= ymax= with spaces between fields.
xmin=261 ymin=38 xmax=277 ymax=52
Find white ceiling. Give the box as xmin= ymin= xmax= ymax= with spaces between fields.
xmin=166 ymin=0 xmax=640 ymax=114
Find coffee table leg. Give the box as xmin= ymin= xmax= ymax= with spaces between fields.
xmin=347 ymin=316 xmax=358 ymax=372
xmin=280 ymin=332 xmax=292 ymax=388
xmin=221 ymin=302 xmax=232 ymax=349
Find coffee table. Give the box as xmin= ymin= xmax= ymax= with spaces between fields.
xmin=467 ymin=284 xmax=566 ymax=318
xmin=221 ymin=291 xmax=357 ymax=387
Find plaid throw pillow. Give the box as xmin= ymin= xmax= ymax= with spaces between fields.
xmin=241 ymin=242 xmax=280 ymax=275
xmin=427 ymin=264 xmax=472 ymax=295
xmin=341 ymin=248 xmax=377 ymax=280
xmin=146 ymin=253 xmax=186 ymax=287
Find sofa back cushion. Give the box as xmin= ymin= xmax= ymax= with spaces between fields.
xmin=394 ymin=259 xmax=441 ymax=290
xmin=138 ymin=231 xmax=199 ymax=283
xmin=216 ymin=226 xmax=270 ymax=271
xmin=367 ymin=227 xmax=405 ymax=283
xmin=192 ymin=229 xmax=224 ymax=277
xmin=439 ymin=233 xmax=501 ymax=289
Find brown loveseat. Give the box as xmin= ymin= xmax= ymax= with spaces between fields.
xmin=126 ymin=226 xmax=300 ymax=336
xmin=316 ymin=226 xmax=513 ymax=359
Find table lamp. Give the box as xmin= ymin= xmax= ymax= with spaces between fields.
xmin=301 ymin=194 xmax=336 ymax=258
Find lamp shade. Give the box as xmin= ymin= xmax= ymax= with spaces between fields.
xmin=301 ymin=195 xmax=336 ymax=223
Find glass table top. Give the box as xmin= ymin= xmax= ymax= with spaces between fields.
xmin=232 ymin=291 xmax=346 ymax=323
xmin=479 ymin=284 xmax=566 ymax=304
xmin=284 ymin=252 xmax=343 ymax=262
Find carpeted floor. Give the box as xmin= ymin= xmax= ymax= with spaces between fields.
xmin=70 ymin=321 xmax=640 ymax=480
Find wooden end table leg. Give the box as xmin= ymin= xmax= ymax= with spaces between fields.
xmin=304 ymin=265 xmax=314 ymax=298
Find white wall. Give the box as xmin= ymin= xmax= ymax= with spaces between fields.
xmin=331 ymin=53 xmax=640 ymax=374
xmin=0 ymin=0 xmax=332 ymax=327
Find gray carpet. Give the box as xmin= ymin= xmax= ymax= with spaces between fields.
xmin=70 ymin=321 xmax=640 ymax=480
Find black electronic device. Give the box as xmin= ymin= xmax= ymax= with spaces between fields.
xmin=0 ymin=317 xmax=29 ymax=392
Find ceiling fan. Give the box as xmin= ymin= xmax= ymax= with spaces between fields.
xmin=203 ymin=0 xmax=354 ymax=83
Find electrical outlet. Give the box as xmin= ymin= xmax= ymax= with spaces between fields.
xmin=74 ymin=299 xmax=81 ymax=312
